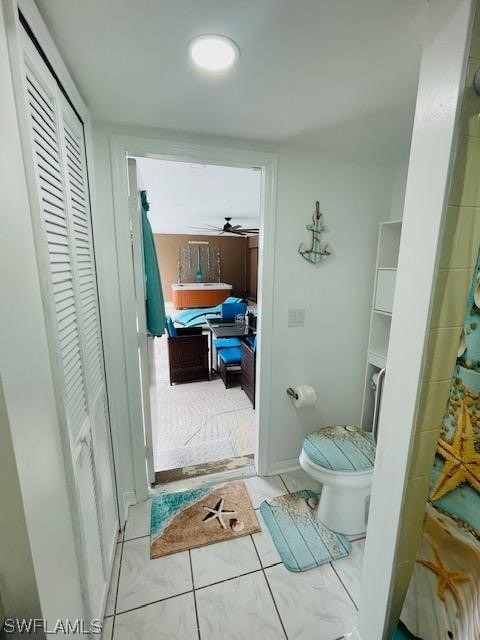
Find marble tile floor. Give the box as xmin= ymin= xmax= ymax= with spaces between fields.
xmin=102 ymin=470 xmax=366 ymax=640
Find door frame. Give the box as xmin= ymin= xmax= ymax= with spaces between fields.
xmin=110 ymin=135 xmax=278 ymax=502
xmin=127 ymin=158 xmax=155 ymax=484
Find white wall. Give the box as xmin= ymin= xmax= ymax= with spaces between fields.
xmin=92 ymin=122 xmax=394 ymax=481
xmin=0 ymin=381 xmax=41 ymax=621
xmin=91 ymin=128 xmax=141 ymax=509
xmin=389 ymin=158 xmax=409 ymax=221
xmin=269 ymin=149 xmax=393 ymax=468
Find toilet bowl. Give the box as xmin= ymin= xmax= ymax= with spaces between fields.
xmin=299 ymin=425 xmax=376 ymax=536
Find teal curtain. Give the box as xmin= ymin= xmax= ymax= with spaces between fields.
xmin=140 ymin=190 xmax=166 ymax=336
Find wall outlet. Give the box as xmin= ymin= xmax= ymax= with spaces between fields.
xmin=288 ymin=308 xmax=305 ymax=327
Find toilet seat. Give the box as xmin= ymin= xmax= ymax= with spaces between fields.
xmin=302 ymin=425 xmax=375 ymax=473
xmin=300 ymin=425 xmax=376 ymax=534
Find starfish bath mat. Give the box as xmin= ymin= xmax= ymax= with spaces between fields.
xmin=260 ymin=490 xmax=351 ymax=572
xmin=150 ymin=480 xmax=260 ymax=559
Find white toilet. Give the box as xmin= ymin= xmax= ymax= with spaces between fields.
xmin=299 ymin=425 xmax=376 ymax=536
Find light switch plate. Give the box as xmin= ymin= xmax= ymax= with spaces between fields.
xmin=288 ymin=308 xmax=305 ymax=327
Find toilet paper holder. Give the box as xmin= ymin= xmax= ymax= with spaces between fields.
xmin=286 ymin=387 xmax=299 ymax=400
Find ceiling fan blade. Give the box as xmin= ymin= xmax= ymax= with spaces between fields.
xmin=230 ymin=225 xmax=242 ymax=230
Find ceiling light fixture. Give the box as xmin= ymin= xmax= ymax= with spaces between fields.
xmin=189 ymin=34 xmax=239 ymax=72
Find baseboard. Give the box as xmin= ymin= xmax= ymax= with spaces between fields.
xmin=267 ymin=458 xmax=300 ymax=476
xmin=122 ymin=491 xmax=136 ymax=525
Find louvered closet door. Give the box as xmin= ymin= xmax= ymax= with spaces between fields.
xmin=60 ymin=103 xmax=118 ymax=564
xmin=21 ymin=36 xmax=117 ymax=621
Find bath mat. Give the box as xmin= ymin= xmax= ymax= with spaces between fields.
xmin=150 ymin=480 xmax=260 ymax=558
xmin=260 ymin=490 xmax=351 ymax=572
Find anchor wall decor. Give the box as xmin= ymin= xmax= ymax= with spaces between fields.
xmin=298 ymin=201 xmax=331 ymax=264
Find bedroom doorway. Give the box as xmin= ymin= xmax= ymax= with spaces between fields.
xmin=128 ymin=155 xmax=263 ymax=485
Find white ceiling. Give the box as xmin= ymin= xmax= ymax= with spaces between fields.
xmin=136 ymin=158 xmax=261 ymax=234
xmin=35 ymin=0 xmax=425 ymax=163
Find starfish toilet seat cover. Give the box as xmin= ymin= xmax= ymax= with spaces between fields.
xmin=302 ymin=426 xmax=376 ymax=472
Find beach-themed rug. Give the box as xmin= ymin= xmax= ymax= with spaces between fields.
xmin=150 ymin=480 xmax=260 ymax=559
xmin=260 ymin=490 xmax=351 ymax=572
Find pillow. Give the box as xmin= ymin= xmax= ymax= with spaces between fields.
xmin=221 ymin=302 xmax=247 ymax=321
xmin=166 ymin=316 xmax=177 ymax=338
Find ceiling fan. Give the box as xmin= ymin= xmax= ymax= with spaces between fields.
xmin=190 ymin=217 xmax=259 ymax=236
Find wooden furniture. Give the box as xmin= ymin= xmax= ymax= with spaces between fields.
xmin=241 ymin=341 xmax=256 ymax=407
xmin=360 ymin=220 xmax=402 ymax=429
xmin=171 ymin=283 xmax=232 ymax=308
xmin=167 ymin=327 xmax=210 ymax=384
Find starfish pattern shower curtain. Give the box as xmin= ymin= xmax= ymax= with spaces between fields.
xmin=400 ymin=251 xmax=480 ymax=639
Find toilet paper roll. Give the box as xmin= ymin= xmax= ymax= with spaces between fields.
xmin=291 ymin=385 xmax=317 ymax=408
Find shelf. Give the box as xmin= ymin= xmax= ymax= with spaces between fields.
xmin=369 ymin=310 xmax=391 ymax=359
xmin=377 ymin=222 xmax=402 ymax=269
xmin=380 ymin=219 xmax=402 ymax=227
xmin=374 ymin=269 xmax=396 ymax=314
xmin=361 ymin=218 xmax=401 ymax=430
xmin=367 ymin=350 xmax=387 ymax=368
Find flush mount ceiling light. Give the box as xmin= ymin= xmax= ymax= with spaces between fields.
xmin=189 ymin=35 xmax=239 ymax=71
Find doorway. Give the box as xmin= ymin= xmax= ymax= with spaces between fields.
xmin=130 ymin=157 xmax=262 ymax=484
xmin=112 ymin=138 xmax=277 ymax=496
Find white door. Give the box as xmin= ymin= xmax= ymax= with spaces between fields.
xmin=128 ymin=159 xmax=155 ymax=484
xmin=19 ymin=31 xmax=117 ymax=619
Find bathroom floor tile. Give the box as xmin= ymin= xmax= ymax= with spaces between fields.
xmin=105 ymin=543 xmax=122 ymax=616
xmin=113 ymin=593 xmax=199 ymax=640
xmin=265 ymin=562 xmax=356 ymax=640
xmin=243 ymin=475 xmax=287 ymax=509
xmin=101 ymin=617 xmax=113 ymax=640
xmin=252 ymin=510 xmax=282 ymax=568
xmin=331 ymin=539 xmax=365 ymax=607
xmin=116 ymin=478 xmax=359 ymax=640
xmin=116 ymin=537 xmax=192 ymax=613
xmin=280 ymin=468 xmax=322 ymax=494
xmin=190 ymin=536 xmax=261 ymax=588
xmin=196 ymin=571 xmax=286 ymax=640
xmin=123 ymin=499 xmax=152 ymax=541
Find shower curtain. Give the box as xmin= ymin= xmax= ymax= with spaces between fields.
xmin=140 ymin=190 xmax=166 ymax=336
xmin=400 ymin=250 xmax=480 ymax=639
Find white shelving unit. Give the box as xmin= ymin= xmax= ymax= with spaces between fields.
xmin=361 ymin=220 xmax=402 ymax=430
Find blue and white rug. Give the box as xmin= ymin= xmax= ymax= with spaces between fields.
xmin=260 ymin=490 xmax=351 ymax=572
